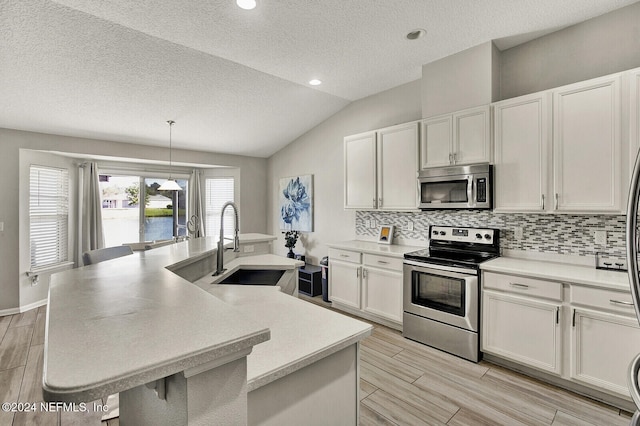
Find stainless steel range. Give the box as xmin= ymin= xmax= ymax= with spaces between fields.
xmin=403 ymin=225 xmax=500 ymax=362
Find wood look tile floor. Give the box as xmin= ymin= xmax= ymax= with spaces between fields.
xmin=0 ymin=301 xmax=633 ymax=425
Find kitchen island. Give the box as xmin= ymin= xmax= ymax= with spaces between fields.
xmin=43 ymin=236 xmax=372 ymax=425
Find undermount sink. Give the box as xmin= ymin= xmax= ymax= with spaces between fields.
xmin=219 ymin=269 xmax=286 ymax=286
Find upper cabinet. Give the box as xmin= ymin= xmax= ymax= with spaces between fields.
xmin=493 ymin=92 xmax=551 ymax=212
xmin=553 ymin=74 xmax=621 ymax=213
xmin=630 ymin=68 xmax=640 ymax=192
xmin=344 ymin=122 xmax=419 ymax=210
xmin=493 ymin=73 xmax=623 ymax=214
xmin=421 ymin=105 xmax=491 ymax=169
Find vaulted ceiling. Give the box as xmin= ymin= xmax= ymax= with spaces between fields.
xmin=1 ymin=0 xmax=637 ymax=157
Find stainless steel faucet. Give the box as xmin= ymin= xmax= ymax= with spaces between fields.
xmin=213 ymin=201 xmax=240 ymax=276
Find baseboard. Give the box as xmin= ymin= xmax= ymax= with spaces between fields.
xmin=0 ymin=299 xmax=47 ymax=317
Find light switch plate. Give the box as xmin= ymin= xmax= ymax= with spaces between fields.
xmin=364 ymin=220 xmax=370 ymax=228
xmin=514 ymin=227 xmax=523 ymax=240
xmin=370 ymin=219 xmax=377 ymax=229
xmin=243 ymin=245 xmax=255 ymax=253
xmin=594 ymin=230 xmax=607 ymax=245
xmin=406 ymin=221 xmax=414 ymax=231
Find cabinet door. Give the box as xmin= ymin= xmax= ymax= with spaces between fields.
xmin=362 ymin=267 xmax=402 ymax=323
xmin=553 ymin=74 xmax=621 ymax=212
xmin=344 ymin=132 xmax=377 ymax=209
xmin=630 ymin=68 xmax=640 ymax=208
xmin=377 ymin=122 xmax=419 ymax=210
xmin=420 ymin=115 xmax=452 ymax=168
xmin=482 ymin=290 xmax=561 ymax=374
xmin=493 ymin=93 xmax=550 ymax=212
xmin=329 ymin=260 xmax=361 ymax=309
xmin=453 ymin=105 xmax=491 ymax=165
xmin=571 ymin=308 xmax=640 ymax=397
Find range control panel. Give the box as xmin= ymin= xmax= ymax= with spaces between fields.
xmin=430 ymin=226 xmax=496 ymax=244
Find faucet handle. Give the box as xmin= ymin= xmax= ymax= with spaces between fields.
xmin=234 ymin=235 xmax=240 ymax=252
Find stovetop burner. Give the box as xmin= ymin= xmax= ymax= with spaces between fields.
xmin=404 ymin=225 xmax=500 ymax=268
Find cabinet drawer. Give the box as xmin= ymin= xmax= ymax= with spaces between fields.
xmin=571 ymin=285 xmax=635 ymax=315
xmin=483 ymin=272 xmax=563 ymax=301
xmin=363 ymin=253 xmax=403 ymax=271
xmin=328 ymin=248 xmax=361 ymax=264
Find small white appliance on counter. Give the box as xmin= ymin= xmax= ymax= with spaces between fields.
xmin=402 ymin=225 xmax=500 ymax=362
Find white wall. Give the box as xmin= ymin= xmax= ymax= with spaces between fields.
xmin=266 ymin=79 xmax=422 ymax=265
xmin=0 ymin=128 xmax=268 ymax=312
xmin=500 ymin=1 xmax=640 ymax=100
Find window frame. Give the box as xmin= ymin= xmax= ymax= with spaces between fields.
xmin=204 ymin=168 xmax=240 ymax=238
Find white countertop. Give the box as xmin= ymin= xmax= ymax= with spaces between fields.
xmin=43 ymin=235 xmax=354 ymax=403
xmin=207 ymin=285 xmax=372 ymax=392
xmin=327 ymin=240 xmax=424 ymax=258
xmin=481 ymin=257 xmax=631 ymax=292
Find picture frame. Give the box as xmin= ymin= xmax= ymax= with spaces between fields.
xmin=279 ymin=175 xmax=313 ymax=232
xmin=377 ymin=225 xmax=394 ymax=245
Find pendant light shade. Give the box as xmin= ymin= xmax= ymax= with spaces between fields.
xmin=159 ymin=120 xmax=181 ymax=191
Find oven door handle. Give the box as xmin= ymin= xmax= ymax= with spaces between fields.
xmin=403 ymin=260 xmax=477 ymax=278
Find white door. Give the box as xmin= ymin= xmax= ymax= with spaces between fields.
xmin=553 ymin=74 xmax=621 ymax=212
xmin=453 ymin=105 xmax=491 ymax=165
xmin=493 ymin=93 xmax=550 ymax=212
xmin=362 ymin=267 xmax=403 ymax=323
xmin=344 ymin=131 xmax=377 ymax=209
xmin=482 ymin=291 xmax=562 ymax=375
xmin=377 ymin=122 xmax=419 ymax=210
xmin=420 ymin=115 xmax=452 ymax=169
xmin=329 ymin=260 xmax=361 ymax=310
xmin=570 ymin=308 xmax=640 ymax=397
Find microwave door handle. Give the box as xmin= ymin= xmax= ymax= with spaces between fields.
xmin=467 ymin=176 xmax=474 ymax=207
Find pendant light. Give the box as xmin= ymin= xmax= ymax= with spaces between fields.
xmin=158 ymin=120 xmax=182 ymax=191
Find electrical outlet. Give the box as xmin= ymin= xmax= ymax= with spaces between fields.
xmin=406 ymin=221 xmax=414 ymax=231
xmin=370 ymin=219 xmax=377 ymax=229
xmin=364 ymin=220 xmax=370 ymax=228
xmin=594 ymin=230 xmax=607 ymax=246
xmin=514 ymin=227 xmax=523 ymax=240
xmin=243 ymin=245 xmax=255 ymax=253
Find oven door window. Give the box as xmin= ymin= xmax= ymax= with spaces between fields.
xmin=420 ymin=180 xmax=468 ymax=204
xmin=411 ymin=271 xmax=465 ymax=316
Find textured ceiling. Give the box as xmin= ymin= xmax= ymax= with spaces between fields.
xmin=0 ymin=0 xmax=637 ymax=158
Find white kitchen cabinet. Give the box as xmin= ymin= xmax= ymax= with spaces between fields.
xmin=362 ymin=254 xmax=403 ymax=324
xmin=570 ymin=307 xmax=640 ymax=397
xmin=630 ymin=67 xmax=640 ymax=194
xmin=420 ymin=105 xmax=491 ymax=169
xmin=343 ymin=131 xmax=376 ymax=209
xmin=327 ymin=248 xmax=361 ymax=310
xmin=552 ymin=74 xmax=622 ymax=212
xmin=569 ymin=285 xmax=640 ymax=398
xmin=343 ymin=122 xmax=418 ymax=210
xmin=482 ymin=290 xmax=562 ymax=375
xmin=493 ymin=92 xmax=551 ymax=212
xmin=328 ymin=248 xmax=403 ymax=329
xmin=492 ymin=73 xmax=623 ymax=213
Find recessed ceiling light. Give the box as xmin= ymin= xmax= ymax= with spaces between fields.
xmin=406 ymin=29 xmax=426 ymax=40
xmin=309 ymin=79 xmax=322 ymax=86
xmin=236 ymin=0 xmax=256 ymax=10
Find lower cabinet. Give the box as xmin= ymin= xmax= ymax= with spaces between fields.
xmin=328 ymin=248 xmax=403 ymax=329
xmin=482 ymin=290 xmax=562 ymax=375
xmin=482 ymin=270 xmax=640 ymax=403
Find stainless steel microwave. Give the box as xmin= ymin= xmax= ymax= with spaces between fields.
xmin=418 ymin=164 xmax=493 ymax=210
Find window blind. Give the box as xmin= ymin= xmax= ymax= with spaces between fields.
xmin=205 ymin=177 xmax=235 ymax=237
xmin=30 ymin=165 xmax=69 ymax=270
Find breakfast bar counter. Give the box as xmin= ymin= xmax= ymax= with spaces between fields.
xmin=44 ymin=236 xmax=371 ymax=425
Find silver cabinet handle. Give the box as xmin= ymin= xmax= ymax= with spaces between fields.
xmin=373 ymin=198 xmax=377 ymax=209
xmin=356 ymin=268 xmax=360 ymax=278
xmin=340 ymin=254 xmax=349 ymax=258
xmin=377 ymin=260 xmax=389 ymax=265
xmin=509 ymin=282 xmax=529 ymax=289
xmin=556 ymin=307 xmax=559 ymax=324
xmin=572 ymin=309 xmax=576 ymax=327
xmin=541 ymin=194 xmax=545 ymax=210
xmin=453 ymin=152 xmax=457 ymax=164
xmin=555 ymin=193 xmax=559 ymax=210
xmin=378 ymin=198 xmax=382 ymax=208
xmin=610 ymin=299 xmax=634 ymax=307
xmin=449 ymin=153 xmax=453 ymax=164
xmin=363 ymin=268 xmax=367 ymax=278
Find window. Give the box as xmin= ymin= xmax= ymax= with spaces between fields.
xmin=99 ymin=175 xmax=188 ymax=247
xmin=205 ymin=177 xmax=235 ymax=238
xmin=29 ymin=165 xmax=70 ymax=270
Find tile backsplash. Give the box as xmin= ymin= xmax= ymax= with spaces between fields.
xmin=356 ymin=210 xmax=626 ymax=258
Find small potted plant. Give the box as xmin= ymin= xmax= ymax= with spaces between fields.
xmin=284 ymin=230 xmax=300 ymax=258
